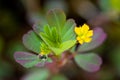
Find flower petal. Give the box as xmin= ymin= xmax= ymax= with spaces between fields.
xmin=78 ymin=39 xmax=84 ymax=44
xmin=81 ymin=24 xmax=89 ymax=33
xmin=75 ymin=27 xmax=81 ymax=35
xmin=86 ymin=30 xmax=93 ymax=37
xmin=78 ymin=27 xmax=107 ymax=52
xmin=84 ymin=37 xmax=92 ymax=43
xmin=77 ymin=36 xmax=81 ymax=41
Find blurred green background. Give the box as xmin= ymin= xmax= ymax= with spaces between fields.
xmin=0 ymin=0 xmax=120 ymax=80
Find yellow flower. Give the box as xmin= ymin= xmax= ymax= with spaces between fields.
xmin=74 ymin=24 xmax=93 ymax=44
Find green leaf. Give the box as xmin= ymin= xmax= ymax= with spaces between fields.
xmin=23 ymin=30 xmax=42 ymax=54
xmin=23 ymin=69 xmax=49 ymax=80
xmin=44 ymin=24 xmax=51 ymax=36
xmin=50 ymin=27 xmax=61 ymax=44
xmin=50 ymin=47 xmax=63 ymax=55
xmin=14 ymin=52 xmax=39 ymax=68
xmin=61 ymin=19 xmax=76 ymax=41
xmin=50 ymin=40 xmax=76 ymax=55
xmin=46 ymin=9 xmax=66 ymax=30
xmin=24 ymin=60 xmax=40 ymax=68
xmin=74 ymin=53 xmax=102 ymax=72
xmin=44 ymin=26 xmax=61 ymax=45
xmin=60 ymin=40 xmax=76 ymax=51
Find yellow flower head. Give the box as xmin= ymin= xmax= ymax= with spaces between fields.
xmin=74 ymin=24 xmax=93 ymax=44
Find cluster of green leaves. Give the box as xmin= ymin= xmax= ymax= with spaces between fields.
xmin=34 ymin=9 xmax=76 ymax=55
